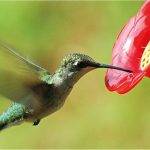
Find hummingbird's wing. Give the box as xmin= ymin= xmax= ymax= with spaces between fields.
xmin=0 ymin=41 xmax=51 ymax=101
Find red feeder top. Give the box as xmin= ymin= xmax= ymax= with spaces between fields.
xmin=105 ymin=0 xmax=150 ymax=94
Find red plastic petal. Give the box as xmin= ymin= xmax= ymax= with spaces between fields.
xmin=105 ymin=1 xmax=150 ymax=94
xmin=105 ymin=70 xmax=145 ymax=94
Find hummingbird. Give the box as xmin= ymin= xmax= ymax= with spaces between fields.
xmin=0 ymin=42 xmax=132 ymax=131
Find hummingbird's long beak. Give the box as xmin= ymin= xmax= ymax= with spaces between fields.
xmin=90 ymin=62 xmax=132 ymax=73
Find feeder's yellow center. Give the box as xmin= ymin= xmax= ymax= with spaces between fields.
xmin=140 ymin=41 xmax=150 ymax=70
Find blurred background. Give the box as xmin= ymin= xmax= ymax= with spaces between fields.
xmin=0 ymin=1 xmax=149 ymax=149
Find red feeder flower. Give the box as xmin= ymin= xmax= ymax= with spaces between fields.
xmin=105 ymin=0 xmax=150 ymax=94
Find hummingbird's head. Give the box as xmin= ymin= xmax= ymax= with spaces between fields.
xmin=56 ymin=53 xmax=131 ymax=84
xmin=60 ymin=53 xmax=98 ymax=72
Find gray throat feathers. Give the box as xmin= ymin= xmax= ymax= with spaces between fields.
xmin=49 ymin=66 xmax=86 ymax=96
xmin=51 ymin=68 xmax=79 ymax=92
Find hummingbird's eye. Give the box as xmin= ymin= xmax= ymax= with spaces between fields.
xmin=76 ymin=61 xmax=87 ymax=68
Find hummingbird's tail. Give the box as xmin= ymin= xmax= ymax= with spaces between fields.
xmin=0 ymin=102 xmax=26 ymax=131
xmin=0 ymin=122 xmax=7 ymax=131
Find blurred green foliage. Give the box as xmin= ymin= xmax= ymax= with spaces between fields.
xmin=0 ymin=1 xmax=149 ymax=149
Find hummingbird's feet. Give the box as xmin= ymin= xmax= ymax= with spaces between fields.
xmin=33 ymin=119 xmax=40 ymax=126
